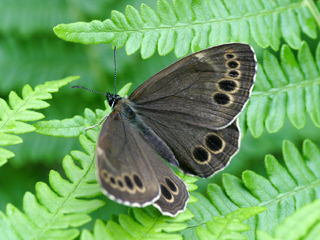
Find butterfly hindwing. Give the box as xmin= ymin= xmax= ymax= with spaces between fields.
xmin=138 ymin=111 xmax=240 ymax=177
xmin=150 ymin=156 xmax=189 ymax=216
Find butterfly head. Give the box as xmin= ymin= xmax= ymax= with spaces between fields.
xmin=106 ymin=92 xmax=121 ymax=108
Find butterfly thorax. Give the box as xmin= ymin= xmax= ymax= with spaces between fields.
xmin=118 ymin=99 xmax=138 ymax=122
xmin=115 ymin=98 xmax=179 ymax=167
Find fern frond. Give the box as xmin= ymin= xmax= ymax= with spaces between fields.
xmin=245 ymin=41 xmax=320 ymax=137
xmin=257 ymin=198 xmax=320 ymax=240
xmin=178 ymin=139 xmax=320 ymax=239
xmin=196 ymin=207 xmax=266 ymax=240
xmin=84 ymin=174 xmax=197 ymax=239
xmin=0 ymin=76 xmax=79 ymax=166
xmin=53 ymin=0 xmax=318 ymax=58
xmin=0 ymin=134 xmax=105 ymax=240
xmin=79 ymin=173 xmax=198 ymax=239
xmin=80 ymin=206 xmax=194 ymax=240
xmin=33 ymin=83 xmax=132 ymax=137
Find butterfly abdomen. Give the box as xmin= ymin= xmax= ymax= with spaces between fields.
xmin=119 ymin=99 xmax=179 ymax=167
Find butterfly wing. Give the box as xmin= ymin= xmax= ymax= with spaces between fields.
xmin=96 ymin=110 xmax=161 ymax=206
xmin=129 ymin=43 xmax=256 ymax=177
xmin=130 ymin=43 xmax=256 ymax=130
xmin=150 ymin=156 xmax=189 ymax=217
xmin=96 ymin=109 xmax=188 ymax=215
xmin=139 ymin=112 xmax=240 ymax=178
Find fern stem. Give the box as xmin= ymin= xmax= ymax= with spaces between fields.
xmin=305 ymin=0 xmax=320 ymax=28
xmin=252 ymin=77 xmax=320 ymax=97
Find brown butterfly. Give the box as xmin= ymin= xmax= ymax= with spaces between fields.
xmin=78 ymin=43 xmax=256 ymax=217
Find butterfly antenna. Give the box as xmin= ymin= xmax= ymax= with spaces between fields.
xmin=71 ymin=86 xmax=108 ymax=96
xmin=114 ymin=46 xmax=117 ymax=95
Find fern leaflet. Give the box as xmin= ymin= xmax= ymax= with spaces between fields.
xmin=0 ymin=76 xmax=79 ymax=166
xmin=33 ymin=83 xmax=132 ymax=137
xmin=196 ymin=207 xmax=266 ymax=240
xmin=257 ymin=198 xmax=320 ymax=240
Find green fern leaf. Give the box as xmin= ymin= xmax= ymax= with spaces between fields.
xmin=81 ymin=207 xmax=194 ymax=240
xmin=257 ymin=198 xmax=320 ymax=240
xmin=0 ymin=134 xmax=105 ymax=240
xmin=246 ymin=41 xmax=320 ymax=137
xmin=0 ymin=76 xmax=79 ymax=166
xmin=53 ymin=0 xmax=318 ymax=58
xmin=34 ymin=83 xmax=132 ymax=137
xmin=81 ymin=220 xmax=114 ymax=240
xmin=196 ymin=207 xmax=266 ymax=240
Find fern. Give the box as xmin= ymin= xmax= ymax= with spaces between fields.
xmin=0 ymin=134 xmax=104 ymax=240
xmin=0 ymin=76 xmax=78 ymax=166
xmin=80 ymin=204 xmax=194 ymax=240
xmin=74 ymin=139 xmax=320 ymax=239
xmin=242 ymin=41 xmax=320 ymax=137
xmin=80 ymin=207 xmax=264 ymax=240
xmin=196 ymin=207 xmax=266 ymax=240
xmin=257 ymin=199 xmax=320 ymax=240
xmin=53 ymin=0 xmax=318 ymax=58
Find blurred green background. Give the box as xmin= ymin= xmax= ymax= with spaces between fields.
xmin=1 ymin=0 xmax=320 ymax=226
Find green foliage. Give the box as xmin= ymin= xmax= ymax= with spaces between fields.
xmin=244 ymin=41 xmax=320 ymax=137
xmin=80 ymin=208 xmax=194 ymax=240
xmin=33 ymin=83 xmax=132 ymax=137
xmin=0 ymin=76 xmax=79 ymax=166
xmin=54 ymin=0 xmax=317 ymax=58
xmin=196 ymin=207 xmax=266 ymax=240
xmin=0 ymin=134 xmax=105 ymax=240
xmin=257 ymin=198 xmax=320 ymax=240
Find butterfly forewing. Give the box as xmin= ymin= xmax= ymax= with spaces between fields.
xmin=96 ymin=102 xmax=189 ymax=215
xmin=96 ymin=110 xmax=161 ymax=207
xmin=130 ymin=43 xmax=256 ymax=130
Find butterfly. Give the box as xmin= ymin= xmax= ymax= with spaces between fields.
xmin=84 ymin=43 xmax=256 ymax=217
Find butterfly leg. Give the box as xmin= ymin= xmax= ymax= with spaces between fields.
xmin=85 ymin=114 xmax=109 ymax=130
